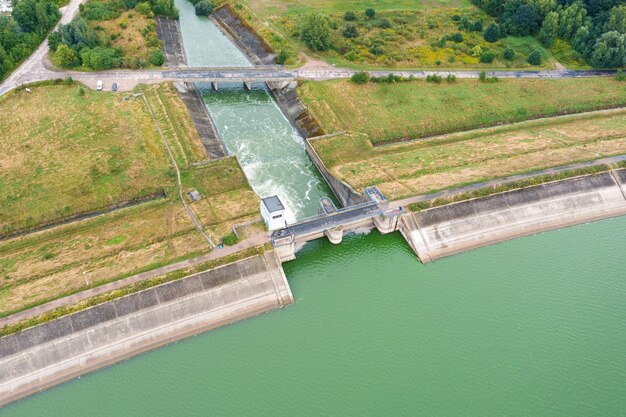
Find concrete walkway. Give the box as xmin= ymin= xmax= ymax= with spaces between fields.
xmin=392 ymin=154 xmax=626 ymax=209
xmin=0 ymin=232 xmax=269 ymax=328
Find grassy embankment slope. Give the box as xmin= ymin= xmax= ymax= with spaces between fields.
xmin=234 ymin=0 xmax=558 ymax=69
xmin=0 ymin=82 xmax=259 ymax=316
xmin=300 ymin=78 xmax=626 ymax=198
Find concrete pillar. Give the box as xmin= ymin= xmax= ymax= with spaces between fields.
xmin=325 ymin=227 xmax=343 ymax=244
xmin=373 ymin=214 xmax=399 ymax=234
xmin=273 ymin=235 xmax=296 ymax=262
xmin=211 ymin=81 xmax=218 ymax=91
xmin=244 ymin=81 xmax=253 ymax=91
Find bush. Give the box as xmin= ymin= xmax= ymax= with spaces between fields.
xmin=451 ymin=32 xmax=464 ymax=43
xmin=194 ymin=0 xmax=214 ymax=16
xmin=299 ymin=14 xmax=331 ymax=51
xmin=350 ymin=71 xmax=370 ymax=84
xmin=503 ymin=48 xmax=515 ymax=60
xmin=344 ymin=11 xmax=356 ymax=21
xmin=78 ymin=86 xmax=85 ymax=96
xmin=55 ymin=44 xmax=76 ymax=67
xmin=527 ymin=50 xmax=542 ymax=65
xmin=343 ymin=24 xmax=358 ymax=39
xmin=480 ymin=51 xmax=495 ymax=63
xmin=479 ymin=70 xmax=486 ymax=81
xmin=81 ymin=1 xmax=121 ymax=21
xmin=369 ymin=45 xmax=383 ymax=55
xmin=446 ymin=74 xmax=457 ymax=83
xmin=365 ymin=8 xmax=375 ymax=19
xmin=80 ymin=46 xmax=121 ymax=70
xmin=426 ymin=74 xmax=442 ymax=83
xmin=149 ymin=49 xmax=164 ymax=66
xmin=378 ymin=18 xmax=391 ymax=29
xmin=616 ymin=70 xmax=626 ymax=81
xmin=276 ymin=49 xmax=289 ymax=64
xmin=221 ymin=232 xmax=239 ymax=246
xmin=483 ymin=22 xmax=500 ymax=43
xmin=136 ymin=2 xmax=152 ymax=15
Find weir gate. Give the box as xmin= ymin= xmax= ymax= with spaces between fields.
xmin=270 ymin=187 xmax=404 ymax=262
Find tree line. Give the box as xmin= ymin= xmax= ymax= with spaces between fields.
xmin=48 ymin=0 xmax=176 ymax=70
xmin=472 ymin=0 xmax=626 ymax=67
xmin=0 ymin=0 xmax=60 ymax=80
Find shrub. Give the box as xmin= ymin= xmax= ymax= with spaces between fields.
xmin=369 ymin=45 xmax=383 ymax=55
xmin=479 ymin=70 xmax=486 ymax=81
xmin=350 ymin=71 xmax=370 ymax=84
xmin=378 ymin=18 xmax=391 ymax=29
xmin=81 ymin=1 xmax=121 ymax=21
xmin=276 ymin=49 xmax=289 ymax=64
xmin=451 ymin=32 xmax=464 ymax=43
xmin=221 ymin=232 xmax=238 ymax=246
xmin=480 ymin=51 xmax=495 ymax=63
xmin=446 ymin=74 xmax=457 ymax=83
xmin=80 ymin=46 xmax=121 ymax=70
xmin=342 ymin=24 xmax=358 ymax=39
xmin=78 ymin=86 xmax=85 ymax=96
xmin=616 ymin=70 xmax=625 ymax=81
xmin=426 ymin=74 xmax=442 ymax=83
xmin=483 ymin=22 xmax=500 ymax=42
xmin=149 ymin=49 xmax=164 ymax=66
xmin=503 ymin=48 xmax=515 ymax=60
xmin=136 ymin=2 xmax=152 ymax=15
xmin=472 ymin=20 xmax=483 ymax=32
xmin=194 ymin=0 xmax=214 ymax=16
xmin=452 ymin=14 xmax=461 ymax=22
xmin=365 ymin=8 xmax=375 ymax=19
xmin=55 ymin=44 xmax=76 ymax=67
xmin=119 ymin=21 xmax=127 ymax=29
xmin=527 ymin=50 xmax=542 ymax=65
xmin=344 ymin=11 xmax=356 ymax=21
xmin=299 ymin=14 xmax=331 ymax=51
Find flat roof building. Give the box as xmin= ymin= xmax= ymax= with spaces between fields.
xmin=261 ymin=195 xmax=287 ymax=231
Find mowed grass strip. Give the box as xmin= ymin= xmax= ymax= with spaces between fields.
xmin=312 ymin=110 xmax=626 ymax=198
xmin=299 ymin=78 xmax=626 ymax=144
xmin=249 ymin=0 xmax=473 ymax=16
xmin=0 ymin=84 xmax=174 ymax=233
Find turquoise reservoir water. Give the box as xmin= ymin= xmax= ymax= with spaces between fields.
xmin=2 ymin=217 xmax=625 ymax=416
xmin=175 ymin=0 xmax=331 ymax=221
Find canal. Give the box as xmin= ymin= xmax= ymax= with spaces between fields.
xmin=175 ymin=0 xmax=331 ymax=222
xmin=1 ymin=2 xmax=625 ymax=416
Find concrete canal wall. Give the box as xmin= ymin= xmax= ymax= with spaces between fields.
xmin=399 ymin=170 xmax=626 ymax=263
xmin=0 ymin=251 xmax=293 ymax=407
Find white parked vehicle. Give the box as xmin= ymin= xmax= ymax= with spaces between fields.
xmin=96 ymin=80 xmax=103 ymax=91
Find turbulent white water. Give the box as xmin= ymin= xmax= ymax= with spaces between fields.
xmin=174 ymin=0 xmax=333 ymax=221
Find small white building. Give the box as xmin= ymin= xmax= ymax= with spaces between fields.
xmin=261 ymin=195 xmax=287 ymax=231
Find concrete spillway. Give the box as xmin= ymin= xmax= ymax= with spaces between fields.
xmin=399 ymin=170 xmax=626 ymax=263
xmin=0 ymin=251 xmax=293 ymax=407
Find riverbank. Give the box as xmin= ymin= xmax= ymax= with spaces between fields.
xmin=0 ymin=249 xmax=292 ymax=407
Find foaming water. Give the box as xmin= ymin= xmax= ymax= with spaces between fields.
xmin=3 ymin=218 xmax=625 ymax=416
xmin=198 ymin=84 xmax=331 ymax=222
xmin=174 ymin=0 xmax=333 ymax=221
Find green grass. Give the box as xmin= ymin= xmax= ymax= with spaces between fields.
xmin=240 ymin=0 xmax=557 ymax=69
xmin=299 ymin=78 xmax=626 ymax=144
xmin=0 ymin=84 xmax=173 ymax=234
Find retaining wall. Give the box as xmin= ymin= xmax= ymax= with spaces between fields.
xmin=399 ymin=170 xmax=626 ymax=262
xmin=0 ymin=251 xmax=293 ymax=407
xmin=304 ymin=140 xmax=364 ymax=208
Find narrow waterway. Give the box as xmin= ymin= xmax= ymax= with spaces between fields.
xmin=175 ymin=0 xmax=331 ymax=222
xmin=3 ymin=218 xmax=625 ymax=416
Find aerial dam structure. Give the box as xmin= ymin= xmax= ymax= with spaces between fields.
xmin=270 ymin=169 xmax=626 ymax=264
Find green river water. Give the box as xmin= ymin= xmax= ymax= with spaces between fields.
xmin=2 ymin=3 xmax=625 ymax=415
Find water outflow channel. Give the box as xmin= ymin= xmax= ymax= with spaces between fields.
xmin=175 ymin=0 xmax=332 ymax=223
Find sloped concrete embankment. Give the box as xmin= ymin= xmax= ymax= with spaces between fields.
xmin=212 ymin=5 xmax=275 ymax=65
xmin=399 ymin=170 xmax=626 ymax=263
xmin=155 ymin=16 xmax=226 ymax=158
xmin=0 ymin=251 xmax=293 ymax=407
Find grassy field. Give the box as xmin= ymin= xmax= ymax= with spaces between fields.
xmin=237 ymin=0 xmax=557 ymax=69
xmin=0 ymin=84 xmax=173 ymax=233
xmin=0 ymin=82 xmax=259 ymax=316
xmin=300 ymin=78 xmax=626 ymax=144
xmin=311 ymin=109 xmax=626 ymax=199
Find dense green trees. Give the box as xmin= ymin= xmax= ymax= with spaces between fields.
xmin=194 ymin=0 xmax=214 ymax=16
xmin=299 ymin=14 xmax=331 ymax=51
xmin=0 ymin=0 xmax=59 ymax=80
xmin=473 ymin=0 xmax=626 ymax=67
xmin=483 ymin=22 xmax=500 ymax=42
